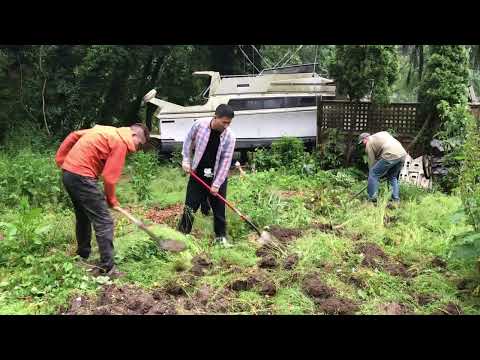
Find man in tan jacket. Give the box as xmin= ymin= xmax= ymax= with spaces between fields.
xmin=358 ymin=131 xmax=407 ymax=203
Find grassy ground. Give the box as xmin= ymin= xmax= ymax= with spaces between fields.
xmin=1 ymin=161 xmax=479 ymax=315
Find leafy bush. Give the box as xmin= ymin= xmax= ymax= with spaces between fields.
xmin=459 ymin=116 xmax=480 ymax=231
xmin=127 ymin=151 xmax=158 ymax=202
xmin=0 ymin=149 xmax=68 ymax=209
xmin=315 ymin=129 xmax=345 ymax=170
xmin=253 ymin=137 xmax=315 ymax=175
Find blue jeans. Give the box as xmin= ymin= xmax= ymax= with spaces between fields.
xmin=368 ymin=156 xmax=406 ymax=202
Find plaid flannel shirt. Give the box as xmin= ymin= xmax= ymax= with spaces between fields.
xmin=182 ymin=117 xmax=236 ymax=189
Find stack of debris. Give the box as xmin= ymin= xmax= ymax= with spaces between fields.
xmin=399 ymin=155 xmax=432 ymax=189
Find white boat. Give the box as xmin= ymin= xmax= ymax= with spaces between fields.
xmin=143 ymin=63 xmax=337 ymax=154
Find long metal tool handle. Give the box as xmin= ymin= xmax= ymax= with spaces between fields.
xmin=187 ymin=168 xmax=262 ymax=236
xmin=114 ymin=206 xmax=162 ymax=242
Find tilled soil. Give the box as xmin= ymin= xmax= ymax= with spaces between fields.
xmin=379 ymin=302 xmax=411 ymax=315
xmin=302 ymin=273 xmax=359 ymax=315
xmin=431 ymin=256 xmax=447 ymax=269
xmin=190 ymin=254 xmax=213 ymax=276
xmin=355 ymin=242 xmax=411 ymax=278
xmin=432 ymin=302 xmax=464 ymax=315
xmin=63 ymin=285 xmax=177 ymax=315
xmin=268 ymin=226 xmax=304 ymax=243
xmin=145 ymin=204 xmax=183 ymax=224
xmin=258 ymin=254 xmax=278 ymax=269
xmin=283 ymin=254 xmax=299 ymax=270
xmin=227 ymin=271 xmax=277 ymax=297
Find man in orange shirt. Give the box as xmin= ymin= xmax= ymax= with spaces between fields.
xmin=56 ymin=123 xmax=149 ymax=276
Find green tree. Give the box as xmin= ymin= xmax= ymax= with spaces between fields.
xmin=417 ymin=45 xmax=470 ymax=192
xmin=328 ymin=45 xmax=399 ymax=104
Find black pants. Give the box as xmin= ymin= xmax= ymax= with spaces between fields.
xmin=178 ymin=175 xmax=227 ymax=237
xmin=62 ymin=170 xmax=115 ymax=271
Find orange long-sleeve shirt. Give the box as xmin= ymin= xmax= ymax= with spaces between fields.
xmin=55 ymin=125 xmax=136 ymax=207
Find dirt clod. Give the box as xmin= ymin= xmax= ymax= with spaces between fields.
xmin=316 ymin=297 xmax=359 ymax=315
xmin=191 ymin=254 xmax=213 ymax=276
xmin=432 ymin=302 xmax=463 ymax=315
xmin=268 ymin=226 xmax=303 ymax=242
xmin=431 ymin=256 xmax=447 ymax=269
xmin=303 ymin=275 xmax=336 ymax=299
xmin=165 ymin=282 xmax=186 ymax=297
xmin=355 ymin=242 xmax=411 ymax=278
xmin=145 ymin=204 xmax=183 ymax=224
xmin=258 ymin=254 xmax=278 ymax=269
xmin=229 ymin=275 xmax=260 ymax=291
xmin=416 ymin=293 xmax=436 ymax=306
xmin=379 ymin=302 xmax=409 ymax=315
xmin=283 ymin=254 xmax=299 ymax=270
xmin=259 ymin=281 xmax=277 ymax=296
xmin=356 ymin=242 xmax=388 ymax=267
xmin=64 ymin=285 xmax=177 ymax=315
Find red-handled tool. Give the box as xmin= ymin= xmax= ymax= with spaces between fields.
xmin=188 ymin=169 xmax=263 ymax=236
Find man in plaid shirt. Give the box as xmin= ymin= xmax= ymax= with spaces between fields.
xmin=178 ymin=104 xmax=236 ymax=247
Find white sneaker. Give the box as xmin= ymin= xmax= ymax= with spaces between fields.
xmin=215 ymin=237 xmax=233 ymax=248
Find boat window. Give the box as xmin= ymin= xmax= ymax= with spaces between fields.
xmin=228 ymin=96 xmax=320 ymax=111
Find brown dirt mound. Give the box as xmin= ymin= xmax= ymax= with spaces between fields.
xmin=164 ymin=282 xmax=186 ymax=296
xmin=63 ymin=285 xmax=177 ymax=315
xmin=229 ymin=275 xmax=260 ymax=291
xmin=316 ymin=297 xmax=359 ymax=315
xmin=255 ymin=246 xmax=271 ymax=258
xmin=355 ymin=242 xmax=411 ymax=278
xmin=379 ymin=302 xmax=410 ymax=315
xmin=191 ymin=254 xmax=213 ymax=276
xmin=347 ymin=275 xmax=366 ymax=289
xmin=258 ymin=254 xmax=278 ymax=269
xmin=431 ymin=256 xmax=447 ymax=269
xmin=432 ymin=303 xmax=463 ymax=315
xmin=145 ymin=204 xmax=183 ymax=224
xmin=283 ymin=254 xmax=299 ymax=270
xmin=268 ymin=226 xmax=303 ymax=242
xmin=303 ymin=275 xmax=336 ymax=299
xmin=259 ymin=281 xmax=277 ymax=296
xmin=416 ymin=293 xmax=436 ymax=306
xmin=185 ymin=285 xmax=235 ymax=313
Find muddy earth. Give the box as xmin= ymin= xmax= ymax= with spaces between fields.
xmin=268 ymin=226 xmax=303 ymax=243
xmin=379 ymin=302 xmax=411 ymax=315
xmin=63 ymin=285 xmax=177 ymax=315
xmin=145 ymin=204 xmax=183 ymax=224
xmin=258 ymin=254 xmax=278 ymax=269
xmin=190 ymin=254 xmax=213 ymax=276
xmin=302 ymin=273 xmax=359 ymax=315
xmin=432 ymin=303 xmax=463 ymax=315
xmin=355 ymin=242 xmax=411 ymax=278
xmin=283 ymin=254 xmax=299 ymax=270
xmin=431 ymin=256 xmax=447 ymax=269
xmin=416 ymin=293 xmax=437 ymax=306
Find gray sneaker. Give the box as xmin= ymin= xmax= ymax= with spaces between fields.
xmin=214 ymin=236 xmax=233 ymax=248
xmin=91 ymin=265 xmax=125 ymax=279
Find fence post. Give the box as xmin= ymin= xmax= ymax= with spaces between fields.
xmin=316 ymin=96 xmax=323 ymax=149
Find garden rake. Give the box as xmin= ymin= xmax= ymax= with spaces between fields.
xmin=185 ymin=166 xmax=274 ymax=245
xmin=114 ymin=206 xmax=186 ymax=252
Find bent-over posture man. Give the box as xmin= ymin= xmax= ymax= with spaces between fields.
xmin=56 ymin=123 xmax=149 ymax=276
xmin=358 ymin=131 xmax=407 ymax=204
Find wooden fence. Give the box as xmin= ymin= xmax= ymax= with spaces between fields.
xmin=316 ymin=99 xmax=480 ymax=161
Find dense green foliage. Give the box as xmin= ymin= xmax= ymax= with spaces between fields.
xmin=329 ymin=45 xmax=399 ymax=104
xmin=418 ymin=46 xmax=471 ymax=192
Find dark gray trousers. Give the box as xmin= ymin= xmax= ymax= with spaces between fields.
xmin=62 ymin=170 xmax=115 ymax=271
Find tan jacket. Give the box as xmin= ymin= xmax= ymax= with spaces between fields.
xmin=365 ymin=131 xmax=407 ymax=168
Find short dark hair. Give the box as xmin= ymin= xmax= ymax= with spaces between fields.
xmin=215 ymin=104 xmax=234 ymax=119
xmin=130 ymin=123 xmax=150 ymax=142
